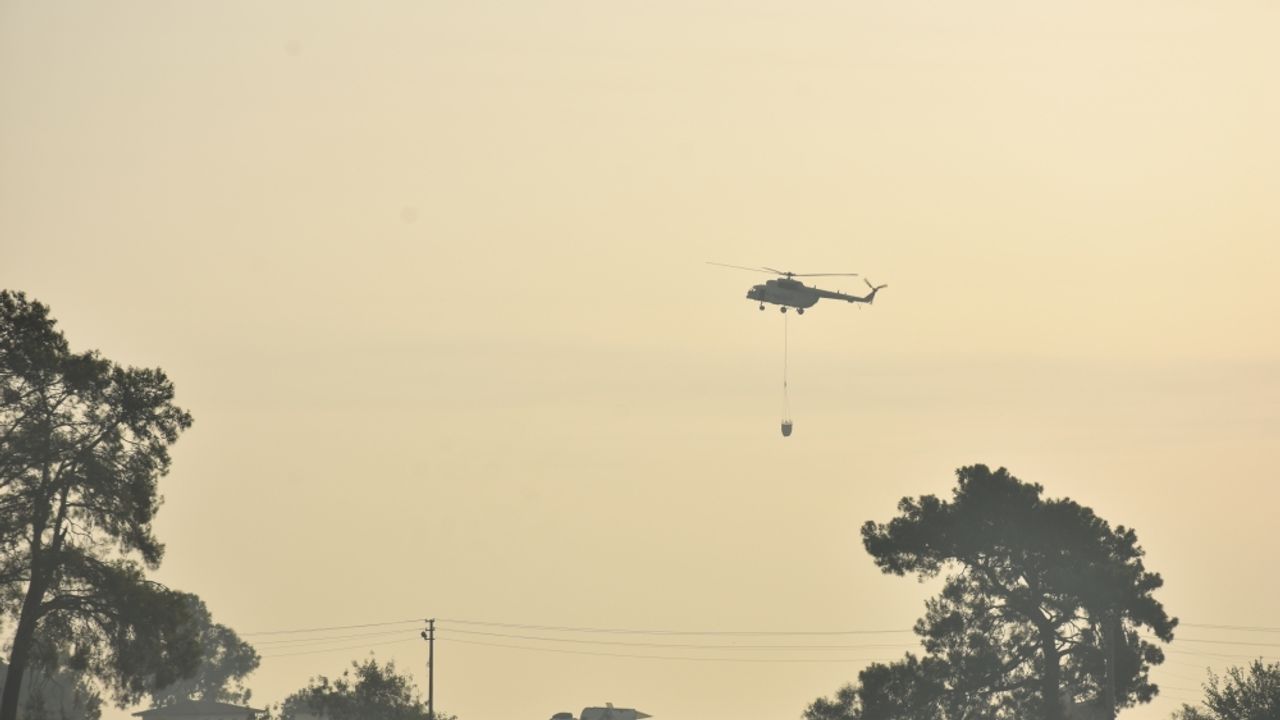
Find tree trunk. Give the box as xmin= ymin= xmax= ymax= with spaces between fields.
xmin=1041 ymin=627 xmax=1065 ymax=720
xmin=1 ymin=488 xmax=56 ymax=720
xmin=0 ymin=563 xmax=50 ymax=720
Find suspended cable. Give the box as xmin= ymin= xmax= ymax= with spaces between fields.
xmin=1182 ymin=622 xmax=1280 ymax=634
xmin=1168 ymin=637 xmax=1280 ymax=649
xmin=433 ymin=617 xmax=916 ymax=636
xmin=438 ymin=627 xmax=917 ymax=650
xmin=1151 ymin=668 xmax=1212 ymax=685
xmin=781 ymin=312 xmax=792 ymax=436
xmin=260 ymin=637 xmax=420 ymax=659
xmin=238 ymin=615 xmax=1280 ymax=643
xmin=1165 ymin=648 xmax=1280 ymax=660
xmin=253 ymin=628 xmax=422 ymax=647
xmin=242 ymin=618 xmax=425 ymax=637
xmin=439 ymin=637 xmax=896 ymax=664
xmin=1163 ymin=658 xmax=1222 ymax=671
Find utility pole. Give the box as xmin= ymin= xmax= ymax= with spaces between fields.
xmin=421 ymin=618 xmax=435 ymax=720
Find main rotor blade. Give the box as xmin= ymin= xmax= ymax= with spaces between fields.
xmin=757 ymin=266 xmax=860 ymax=278
xmin=761 ymin=266 xmax=858 ymax=277
xmin=711 ymin=262 xmax=859 ymax=278
xmin=706 ymin=262 xmax=775 ymax=274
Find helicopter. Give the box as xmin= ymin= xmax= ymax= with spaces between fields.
xmin=708 ymin=262 xmax=887 ymax=314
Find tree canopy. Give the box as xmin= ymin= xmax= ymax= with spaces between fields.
xmin=1 ymin=291 xmax=200 ymax=720
xmin=1173 ymin=661 xmax=1280 ymax=720
xmin=148 ymin=594 xmax=260 ymax=707
xmin=809 ymin=464 xmax=1176 ymax=720
xmin=275 ymin=658 xmax=452 ymax=720
xmin=806 ymin=655 xmax=957 ymax=720
xmin=0 ymin=659 xmax=101 ymax=720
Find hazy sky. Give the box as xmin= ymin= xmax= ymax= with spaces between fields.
xmin=3 ymin=2 xmax=1279 ymax=719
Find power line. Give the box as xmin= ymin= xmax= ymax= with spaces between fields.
xmin=238 ymin=615 xmax=1280 ymax=639
xmin=243 ymin=618 xmax=425 ymax=637
xmin=1163 ymin=658 xmax=1220 ymax=671
xmin=434 ymin=617 xmax=916 ymax=636
xmin=260 ymin=637 xmax=420 ymax=659
xmin=1182 ymin=622 xmax=1280 ymax=634
xmin=1172 ymin=637 xmax=1280 ymax=649
xmin=439 ymin=637 xmax=899 ymax=664
xmin=438 ymin=626 xmax=919 ymax=651
xmin=254 ymin=628 xmax=422 ymax=647
xmin=1151 ymin=668 xmax=1209 ymax=686
xmin=236 ymin=615 xmax=1280 ymax=654
xmin=1162 ymin=691 xmax=1203 ymax=701
xmin=1166 ymin=648 xmax=1280 ymax=661
xmin=237 ymin=615 xmax=1280 ymax=685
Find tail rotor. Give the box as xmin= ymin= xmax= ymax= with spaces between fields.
xmin=863 ymin=279 xmax=887 ymax=303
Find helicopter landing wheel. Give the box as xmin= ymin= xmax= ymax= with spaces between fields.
xmin=797 ymin=308 xmax=805 ymax=315
xmin=780 ymin=307 xmax=788 ymax=314
xmin=759 ymin=304 xmax=765 ymax=311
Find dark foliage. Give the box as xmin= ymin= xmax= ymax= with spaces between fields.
xmin=0 ymin=660 xmax=101 ymax=720
xmin=149 ymin=594 xmax=260 ymax=706
xmin=1 ymin=291 xmax=199 ymax=720
xmin=808 ymin=465 xmax=1176 ymax=720
xmin=274 ymin=658 xmax=453 ymax=720
xmin=1173 ymin=661 xmax=1280 ymax=720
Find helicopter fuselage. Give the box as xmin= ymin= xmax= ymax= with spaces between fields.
xmin=747 ymin=278 xmax=821 ymax=309
xmin=711 ymin=262 xmax=885 ymax=314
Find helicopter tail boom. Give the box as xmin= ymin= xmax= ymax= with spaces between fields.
xmin=816 ymin=279 xmax=887 ymax=304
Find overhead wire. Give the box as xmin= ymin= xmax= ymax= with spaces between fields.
xmin=1163 ymin=657 xmax=1223 ymax=671
xmin=1168 ymin=636 xmax=1280 ymax=649
xmin=261 ymin=637 xmax=421 ymax=659
xmin=439 ymin=637 xmax=897 ymax=664
xmin=237 ymin=615 xmax=1279 ymax=710
xmin=433 ymin=617 xmax=915 ymax=636
xmin=238 ymin=615 xmax=1280 ymax=681
xmin=1151 ymin=668 xmax=1210 ymax=686
xmin=1181 ymin=622 xmax=1280 ymax=634
xmin=437 ymin=626 xmax=918 ymax=651
xmin=240 ymin=616 xmax=1280 ymax=643
xmin=1166 ymin=648 xmax=1280 ymax=661
xmin=253 ymin=628 xmax=423 ymax=647
xmin=1137 ymin=630 xmax=1280 ymax=660
xmin=242 ymin=618 xmax=424 ymax=637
